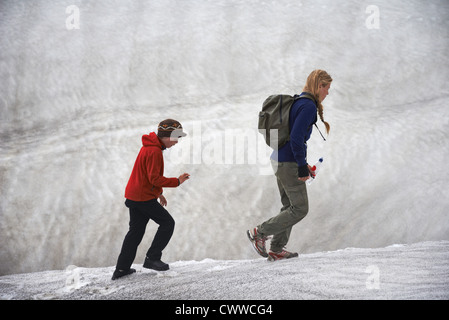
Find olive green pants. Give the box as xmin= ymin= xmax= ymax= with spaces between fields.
xmin=258 ymin=160 xmax=309 ymax=252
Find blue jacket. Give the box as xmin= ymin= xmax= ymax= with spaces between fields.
xmin=271 ymin=93 xmax=317 ymax=176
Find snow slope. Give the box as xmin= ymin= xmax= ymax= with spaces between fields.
xmin=1 ymin=241 xmax=448 ymax=300
xmin=1 ymin=0 xmax=449 ymax=277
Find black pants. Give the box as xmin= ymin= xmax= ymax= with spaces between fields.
xmin=115 ymin=198 xmax=175 ymax=270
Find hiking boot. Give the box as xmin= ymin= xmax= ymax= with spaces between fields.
xmin=247 ymin=228 xmax=268 ymax=257
xmin=267 ymin=249 xmax=299 ymax=262
xmin=143 ymin=257 xmax=169 ymax=271
xmin=111 ymin=268 xmax=136 ymax=280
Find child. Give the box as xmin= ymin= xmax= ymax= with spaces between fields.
xmin=112 ymin=119 xmax=190 ymax=280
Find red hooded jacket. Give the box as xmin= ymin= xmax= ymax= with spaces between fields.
xmin=125 ymin=132 xmax=179 ymax=201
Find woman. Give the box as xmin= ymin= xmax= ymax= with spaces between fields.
xmin=248 ymin=70 xmax=332 ymax=261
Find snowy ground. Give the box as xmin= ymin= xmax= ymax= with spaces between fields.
xmin=1 ymin=241 xmax=448 ymax=300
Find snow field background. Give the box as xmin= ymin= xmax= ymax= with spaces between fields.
xmin=0 ymin=0 xmax=448 ymax=281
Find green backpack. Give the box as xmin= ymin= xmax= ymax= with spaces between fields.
xmin=258 ymin=93 xmax=316 ymax=149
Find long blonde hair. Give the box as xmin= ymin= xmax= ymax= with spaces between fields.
xmin=302 ymin=69 xmax=332 ymax=134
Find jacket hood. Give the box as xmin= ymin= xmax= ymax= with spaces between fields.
xmin=142 ymin=132 xmax=164 ymax=149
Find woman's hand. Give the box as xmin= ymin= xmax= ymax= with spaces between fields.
xmin=298 ymin=164 xmax=312 ymax=182
xmin=299 ymin=164 xmax=316 ymax=181
xmin=308 ymin=164 xmax=316 ymax=178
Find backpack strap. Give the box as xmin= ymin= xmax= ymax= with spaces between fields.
xmin=296 ymin=92 xmax=327 ymax=141
xmin=314 ymin=123 xmax=327 ymax=141
xmin=297 ymin=92 xmax=317 ymax=104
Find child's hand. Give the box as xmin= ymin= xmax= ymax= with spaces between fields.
xmin=158 ymin=194 xmax=167 ymax=206
xmin=178 ymin=173 xmax=190 ymax=184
